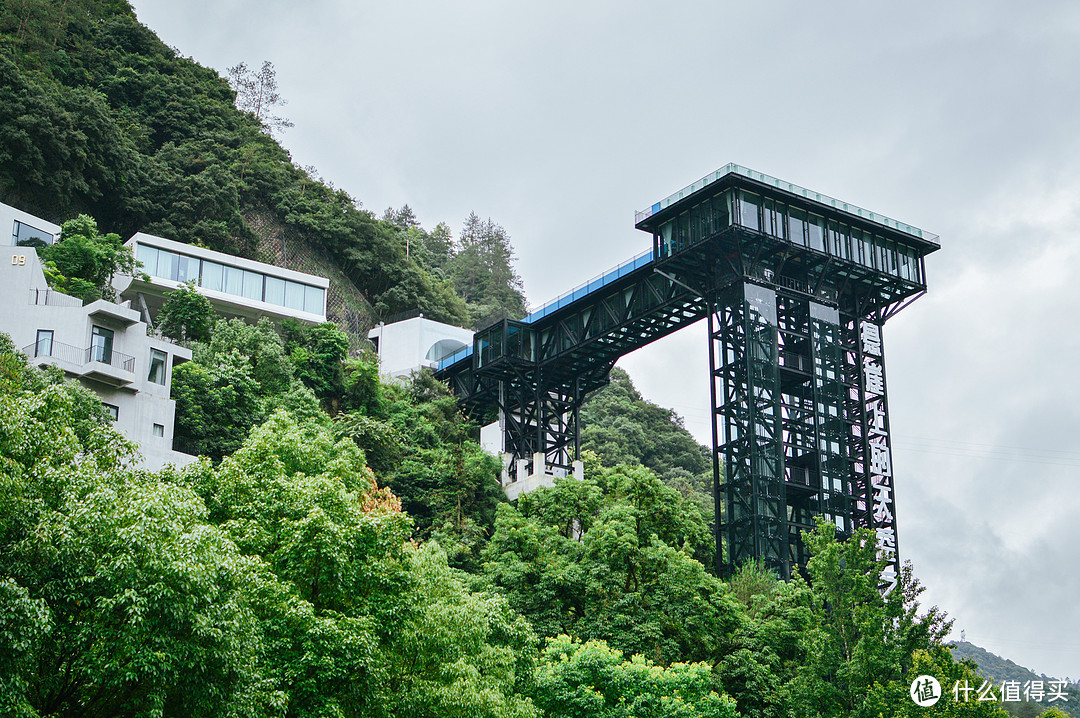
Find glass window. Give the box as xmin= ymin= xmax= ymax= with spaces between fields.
xmin=176 ymin=254 xmax=200 ymax=284
xmin=242 ymin=270 xmax=263 ymax=301
xmin=148 ymin=348 xmax=167 ymax=385
xmin=808 ymin=214 xmax=825 ymax=251
xmin=136 ymin=244 xmax=159 ymax=275
xmin=765 ymin=199 xmax=785 ymax=239
xmin=13 ymin=220 xmax=54 ymax=246
xmin=659 ymin=221 xmax=674 ymax=257
xmin=153 ymin=423 xmax=164 ymax=437
xmin=160 ymin=249 xmax=180 ymax=281
xmin=738 ymin=191 xmax=761 ymax=231
xmin=90 ymin=326 xmax=114 ymax=365
xmin=225 ymin=266 xmax=244 ymax=296
xmin=712 ymin=192 xmax=731 ymax=231
xmin=304 ymin=285 xmax=324 ymax=315
xmin=35 ymin=329 xmax=53 ymax=357
xmin=201 ymin=261 xmax=223 ymax=292
xmin=877 ymin=238 xmax=890 ymax=273
xmin=689 ymin=203 xmax=701 ymax=243
xmin=265 ymin=276 xmax=286 ymax=306
xmin=788 ymin=207 xmax=807 ymax=246
xmin=284 ymin=281 xmax=305 ymax=311
xmin=676 ymin=211 xmax=689 ymax=247
xmin=104 ymin=403 xmax=118 ymax=421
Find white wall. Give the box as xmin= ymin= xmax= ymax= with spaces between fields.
xmin=1 ymin=247 xmax=194 ymax=471
xmin=1 ymin=201 xmax=60 ymax=246
xmin=368 ymin=316 xmax=473 ymax=378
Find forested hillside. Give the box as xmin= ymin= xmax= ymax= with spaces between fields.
xmin=0 ymin=0 xmax=525 ymax=335
xmin=0 ymin=1 xmax=1066 ymax=717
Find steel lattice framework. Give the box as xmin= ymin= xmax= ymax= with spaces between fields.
xmin=437 ymin=165 xmax=938 ymax=584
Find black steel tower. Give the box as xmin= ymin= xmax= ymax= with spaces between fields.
xmin=437 ymin=165 xmax=938 ymax=589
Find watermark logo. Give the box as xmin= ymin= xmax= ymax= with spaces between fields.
xmin=910 ymin=675 xmax=942 ymax=707
xmin=908 ymin=676 xmax=1070 ymax=706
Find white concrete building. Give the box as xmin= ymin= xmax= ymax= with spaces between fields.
xmin=2 ymin=245 xmax=194 ymax=470
xmin=113 ymin=233 xmax=329 ymax=327
xmin=368 ymin=315 xmax=473 ymax=378
xmin=3 ymin=202 xmax=60 ymax=247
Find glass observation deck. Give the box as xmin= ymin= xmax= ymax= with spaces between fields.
xmin=635 ymin=163 xmax=938 ymax=244
xmin=438 ymin=164 xmax=937 ymax=373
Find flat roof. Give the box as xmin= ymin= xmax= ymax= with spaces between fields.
xmin=127 ymin=233 xmax=330 ymax=288
xmin=635 ymin=163 xmax=938 ymax=244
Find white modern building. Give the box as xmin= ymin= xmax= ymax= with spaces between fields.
xmin=2 ymin=244 xmax=194 ymax=470
xmin=3 ymin=202 xmax=60 ymax=246
xmin=113 ymin=233 xmax=329 ymax=327
xmin=368 ymin=315 xmax=473 ymax=378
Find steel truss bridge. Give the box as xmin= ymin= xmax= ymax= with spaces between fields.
xmin=437 ymin=164 xmax=939 ymax=583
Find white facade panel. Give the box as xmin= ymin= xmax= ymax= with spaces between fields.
xmin=2 ymin=246 xmax=194 ymax=471
xmin=368 ymin=316 xmax=473 ymax=378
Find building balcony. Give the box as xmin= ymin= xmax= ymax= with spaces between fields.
xmin=21 ymin=339 xmax=136 ymax=388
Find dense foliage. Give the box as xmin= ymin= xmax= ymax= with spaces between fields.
xmin=580 ymin=367 xmax=715 ymax=532
xmin=36 ymin=214 xmax=138 ymax=303
xmin=0 ymin=333 xmax=1029 ymax=716
xmin=0 ymin=2 xmax=1061 ymax=717
xmin=0 ymin=0 xmax=523 ymax=331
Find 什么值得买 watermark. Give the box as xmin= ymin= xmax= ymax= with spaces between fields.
xmin=909 ymin=675 xmax=1070 ymax=707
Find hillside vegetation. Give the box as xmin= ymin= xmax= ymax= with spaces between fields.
xmin=0 ymin=0 xmax=525 ymax=334
xmin=0 ymin=1 xmax=1063 ymax=717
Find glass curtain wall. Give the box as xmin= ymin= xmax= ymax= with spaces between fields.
xmin=135 ymin=243 xmax=325 ymax=315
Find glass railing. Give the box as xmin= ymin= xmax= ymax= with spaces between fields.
xmin=436 ymin=247 xmax=657 ymax=372
xmin=635 ymin=163 xmax=938 ymax=243
xmin=522 ymin=248 xmax=654 ymax=323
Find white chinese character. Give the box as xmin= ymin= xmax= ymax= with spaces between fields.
xmin=954 ymin=680 xmax=974 ymax=702
xmin=872 ymin=482 xmax=892 ymax=505
xmin=868 ymin=400 xmax=887 ymax=435
xmin=1024 ymin=680 xmax=1045 ymax=702
xmin=873 ymin=500 xmax=894 ymax=525
xmin=870 ymin=439 xmax=891 ymax=476
xmin=876 ymin=526 xmax=896 ymax=549
xmin=860 ymin=322 xmax=882 ymax=356
xmin=863 ymin=356 xmax=884 ymax=396
xmin=976 ymin=680 xmax=997 ymax=702
xmin=880 ymin=570 xmax=898 ymax=596
xmin=1048 ymin=680 xmax=1068 ymax=703
xmin=1001 ymin=680 xmax=1021 ymax=702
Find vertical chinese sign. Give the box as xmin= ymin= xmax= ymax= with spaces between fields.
xmin=860 ymin=320 xmax=900 ymax=595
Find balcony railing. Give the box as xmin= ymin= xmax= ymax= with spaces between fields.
xmin=28 ymin=288 xmax=83 ymax=307
xmin=22 ymin=339 xmax=136 ymax=373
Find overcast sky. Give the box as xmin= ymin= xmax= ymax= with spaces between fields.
xmin=129 ymin=0 xmax=1080 ymax=681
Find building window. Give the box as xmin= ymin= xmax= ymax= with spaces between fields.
xmin=90 ymin=326 xmax=114 ymax=364
xmin=147 ymin=349 xmax=168 ymax=385
xmin=152 ymin=423 xmax=164 ymax=437
xmin=35 ymin=329 xmax=53 ymax=357
xmin=104 ymin=403 xmax=119 ymax=421
xmin=13 ymin=220 xmax=54 ymax=246
xmin=137 ymin=242 xmax=326 ymax=316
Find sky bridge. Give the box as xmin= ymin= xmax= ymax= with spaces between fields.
xmin=436 ymin=164 xmax=939 ymax=583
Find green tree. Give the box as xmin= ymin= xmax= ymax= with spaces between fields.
xmin=783 ymin=519 xmax=1008 ymax=718
xmin=0 ymin=336 xmax=264 ymax=718
xmin=447 ymin=212 xmax=528 ymax=327
xmin=280 ymin=319 xmax=350 ymax=409
xmin=482 ymin=458 xmax=732 ymax=665
xmin=157 ymin=279 xmax=214 ymax=341
xmin=37 ymin=215 xmax=138 ymax=303
xmin=226 ymin=60 xmax=294 ymax=135
xmin=533 ymin=635 xmax=739 ymax=718
xmin=183 ymin=409 xmax=539 ymax=718
xmin=171 ymin=317 xmax=325 ymax=461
